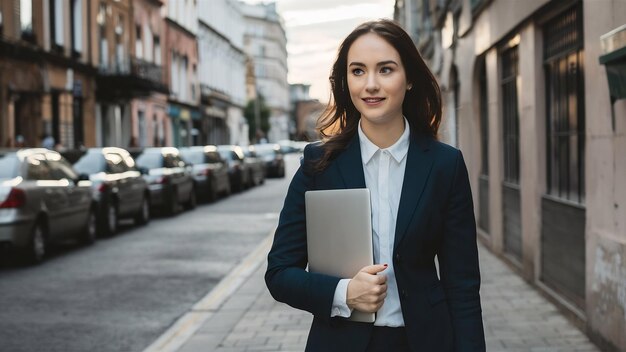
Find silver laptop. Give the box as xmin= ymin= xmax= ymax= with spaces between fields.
xmin=305 ymin=188 xmax=375 ymax=323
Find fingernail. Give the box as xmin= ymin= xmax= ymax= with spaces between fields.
xmin=383 ymin=264 xmax=388 ymax=267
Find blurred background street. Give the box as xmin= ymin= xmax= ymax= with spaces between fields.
xmin=1 ymin=0 xmax=626 ymax=351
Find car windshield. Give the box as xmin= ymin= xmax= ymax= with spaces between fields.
xmin=73 ymin=153 xmax=106 ymax=174
xmin=254 ymin=146 xmax=278 ymax=156
xmin=135 ymin=152 xmax=163 ymax=169
xmin=180 ymin=151 xmax=204 ymax=165
xmin=0 ymin=155 xmax=19 ymax=179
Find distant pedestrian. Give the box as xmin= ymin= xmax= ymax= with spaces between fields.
xmin=41 ymin=134 xmax=55 ymax=150
xmin=15 ymin=135 xmax=26 ymax=148
xmin=265 ymin=19 xmax=485 ymax=351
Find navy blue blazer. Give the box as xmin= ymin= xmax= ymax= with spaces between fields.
xmin=265 ymin=131 xmax=485 ymax=352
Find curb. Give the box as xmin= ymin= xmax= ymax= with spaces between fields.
xmin=142 ymin=230 xmax=275 ymax=352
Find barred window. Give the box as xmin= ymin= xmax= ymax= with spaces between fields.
xmin=544 ymin=4 xmax=585 ymax=204
xmin=479 ymin=59 xmax=489 ymax=176
xmin=501 ymin=45 xmax=520 ymax=185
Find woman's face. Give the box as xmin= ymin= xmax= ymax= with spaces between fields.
xmin=346 ymin=32 xmax=410 ymax=128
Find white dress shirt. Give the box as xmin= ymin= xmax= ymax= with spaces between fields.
xmin=330 ymin=117 xmax=409 ymax=327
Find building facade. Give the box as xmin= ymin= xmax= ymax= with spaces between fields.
xmin=198 ymin=0 xmax=248 ymax=146
xmin=163 ymin=0 xmax=200 ymax=147
xmin=396 ymin=0 xmax=626 ymax=349
xmin=0 ymin=0 xmax=97 ymax=150
xmin=129 ymin=0 xmax=170 ymax=148
xmin=241 ymin=2 xmax=289 ymax=143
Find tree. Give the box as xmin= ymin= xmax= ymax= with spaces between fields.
xmin=244 ymin=94 xmax=271 ymax=143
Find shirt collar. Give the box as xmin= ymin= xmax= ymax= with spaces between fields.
xmin=358 ymin=117 xmax=410 ymax=165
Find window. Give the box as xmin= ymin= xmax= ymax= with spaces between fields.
xmin=0 ymin=8 xmax=3 ymax=37
xmin=50 ymin=0 xmax=65 ymax=46
xmin=154 ymin=36 xmax=161 ymax=65
xmin=479 ymin=60 xmax=489 ymax=176
xmin=26 ymin=156 xmax=51 ymax=180
xmin=71 ymin=0 xmax=82 ymax=54
xmin=135 ymin=25 xmax=143 ymax=59
xmin=144 ymin=24 xmax=153 ymax=62
xmin=544 ymin=4 xmax=585 ymax=203
xmin=501 ymin=44 xmax=520 ymax=185
xmin=98 ymin=3 xmax=108 ymax=69
xmin=20 ymin=0 xmax=33 ymax=35
xmin=115 ymin=15 xmax=124 ymax=72
xmin=171 ymin=52 xmax=179 ymax=96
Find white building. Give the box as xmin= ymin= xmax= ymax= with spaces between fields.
xmin=240 ymin=2 xmax=289 ymax=143
xmin=198 ymin=0 xmax=249 ymax=146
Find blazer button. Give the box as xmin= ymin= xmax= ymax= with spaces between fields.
xmin=401 ymin=289 xmax=408 ymax=298
xmin=395 ymin=253 xmax=402 ymax=262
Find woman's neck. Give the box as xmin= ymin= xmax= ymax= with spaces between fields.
xmin=360 ymin=115 xmax=405 ymax=149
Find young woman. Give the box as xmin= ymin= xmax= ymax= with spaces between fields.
xmin=265 ymin=19 xmax=485 ymax=352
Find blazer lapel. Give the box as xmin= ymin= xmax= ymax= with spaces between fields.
xmin=335 ymin=134 xmax=367 ymax=189
xmin=393 ymin=132 xmax=435 ymax=252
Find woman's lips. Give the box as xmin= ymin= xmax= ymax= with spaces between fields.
xmin=362 ymin=98 xmax=385 ymax=106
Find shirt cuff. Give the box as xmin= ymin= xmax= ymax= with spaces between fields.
xmin=330 ymin=279 xmax=353 ymax=318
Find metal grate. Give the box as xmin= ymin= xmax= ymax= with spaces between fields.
xmin=544 ymin=4 xmax=585 ymax=204
xmin=544 ymin=4 xmax=582 ymax=61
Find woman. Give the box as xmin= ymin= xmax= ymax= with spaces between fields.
xmin=265 ymin=19 xmax=485 ymax=352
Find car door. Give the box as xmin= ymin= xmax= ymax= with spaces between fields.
xmin=173 ymin=154 xmax=193 ymax=201
xmin=26 ymin=154 xmax=68 ymax=240
xmin=120 ymin=152 xmax=145 ymax=215
xmin=47 ymin=156 xmax=89 ymax=237
xmin=105 ymin=152 xmax=133 ymax=216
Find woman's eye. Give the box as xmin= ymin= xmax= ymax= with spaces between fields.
xmin=352 ymin=68 xmax=364 ymax=76
xmin=380 ymin=67 xmax=393 ymax=74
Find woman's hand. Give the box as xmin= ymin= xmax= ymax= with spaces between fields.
xmin=346 ymin=264 xmax=388 ymax=313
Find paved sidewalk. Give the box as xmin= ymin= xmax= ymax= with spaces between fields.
xmin=158 ymin=239 xmax=600 ymax=352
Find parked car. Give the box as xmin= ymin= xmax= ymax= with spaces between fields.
xmin=253 ymin=144 xmax=285 ymax=178
xmin=71 ymin=147 xmax=150 ymax=236
xmin=134 ymin=147 xmax=196 ymax=215
xmin=179 ymin=146 xmax=231 ymax=202
xmin=0 ymin=148 xmax=96 ymax=264
xmin=217 ymin=145 xmax=249 ymax=193
xmin=242 ymin=147 xmax=266 ymax=187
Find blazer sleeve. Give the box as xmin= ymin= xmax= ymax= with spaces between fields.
xmin=438 ymin=150 xmax=486 ymax=351
xmin=265 ymin=144 xmax=341 ymax=323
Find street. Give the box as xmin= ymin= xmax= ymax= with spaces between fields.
xmin=0 ymin=155 xmax=299 ymax=352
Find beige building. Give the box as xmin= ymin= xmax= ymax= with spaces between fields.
xmin=0 ymin=0 xmax=97 ymax=149
xmin=396 ymin=0 xmax=626 ymax=349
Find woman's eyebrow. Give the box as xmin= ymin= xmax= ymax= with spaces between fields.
xmin=348 ymin=60 xmax=399 ymax=67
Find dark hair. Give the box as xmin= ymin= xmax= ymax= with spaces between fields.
xmin=312 ymin=19 xmax=441 ymax=172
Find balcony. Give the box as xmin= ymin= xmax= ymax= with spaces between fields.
xmin=96 ymin=57 xmax=168 ymax=100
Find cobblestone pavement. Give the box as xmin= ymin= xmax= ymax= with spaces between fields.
xmin=171 ymin=240 xmax=600 ymax=352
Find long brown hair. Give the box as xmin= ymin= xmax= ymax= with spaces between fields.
xmin=313 ymin=19 xmax=442 ymax=172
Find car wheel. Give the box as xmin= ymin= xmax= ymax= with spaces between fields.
xmin=135 ymin=195 xmax=150 ymax=225
xmin=101 ymin=202 xmax=118 ymax=237
xmin=27 ymin=221 xmax=46 ymax=265
xmin=185 ymin=187 xmax=197 ymax=210
xmin=81 ymin=208 xmax=97 ymax=245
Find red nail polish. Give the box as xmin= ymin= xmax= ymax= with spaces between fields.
xmin=383 ymin=264 xmax=388 ymax=267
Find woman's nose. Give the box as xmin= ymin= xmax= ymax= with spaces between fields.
xmin=365 ymin=75 xmax=379 ymax=93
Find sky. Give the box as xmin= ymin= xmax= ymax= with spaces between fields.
xmin=242 ymin=0 xmax=396 ymax=103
